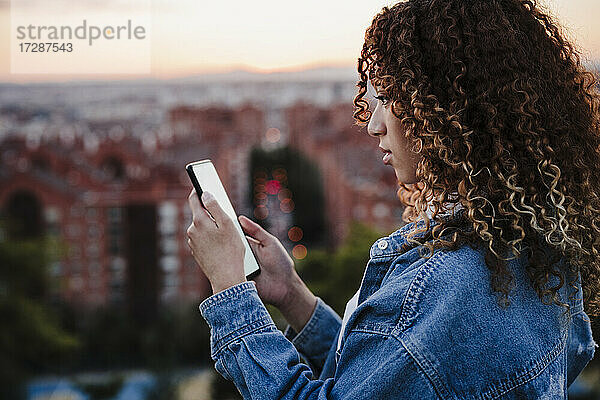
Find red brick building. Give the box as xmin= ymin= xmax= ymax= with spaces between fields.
xmin=0 ymin=103 xmax=265 ymax=309
xmin=0 ymin=101 xmax=405 ymax=308
xmin=286 ymin=102 xmax=404 ymax=246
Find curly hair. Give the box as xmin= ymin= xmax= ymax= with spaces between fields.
xmin=353 ymin=0 xmax=600 ymax=317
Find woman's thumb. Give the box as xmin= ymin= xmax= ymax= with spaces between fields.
xmin=239 ymin=215 xmax=270 ymax=242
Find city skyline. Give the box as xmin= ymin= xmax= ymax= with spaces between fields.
xmin=0 ymin=0 xmax=599 ymax=83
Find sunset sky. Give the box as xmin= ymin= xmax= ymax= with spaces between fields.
xmin=0 ymin=0 xmax=598 ymax=83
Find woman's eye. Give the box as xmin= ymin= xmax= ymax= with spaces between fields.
xmin=374 ymin=95 xmax=390 ymax=106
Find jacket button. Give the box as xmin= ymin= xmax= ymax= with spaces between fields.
xmin=377 ymin=240 xmax=388 ymax=250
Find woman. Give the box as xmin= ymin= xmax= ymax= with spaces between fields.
xmin=186 ymin=0 xmax=598 ymax=398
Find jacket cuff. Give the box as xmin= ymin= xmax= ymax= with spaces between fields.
xmin=199 ymin=281 xmax=277 ymax=359
xmin=283 ymin=297 xmax=341 ymax=356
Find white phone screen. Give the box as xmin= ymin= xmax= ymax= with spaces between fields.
xmin=188 ymin=160 xmax=261 ymax=278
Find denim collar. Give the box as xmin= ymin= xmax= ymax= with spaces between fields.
xmin=369 ymin=207 xmax=467 ymax=259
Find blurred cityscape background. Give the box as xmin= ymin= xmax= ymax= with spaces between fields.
xmin=1 ymin=0 xmax=600 ymax=398
xmin=0 ymin=68 xmax=417 ymax=399
xmin=1 ymin=66 xmax=599 ymax=400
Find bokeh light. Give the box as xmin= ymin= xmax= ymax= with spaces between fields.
xmin=292 ymin=244 xmax=307 ymax=260
xmin=254 ymin=169 xmax=268 ymax=180
xmin=278 ymin=188 xmax=292 ymax=202
xmin=254 ymin=192 xmax=267 ymax=205
xmin=288 ymin=226 xmax=303 ymax=242
xmin=254 ymin=205 xmax=268 ymax=220
xmin=280 ymin=198 xmax=295 ymax=213
xmin=273 ymin=168 xmax=287 ymax=182
xmin=265 ymin=128 xmax=281 ymax=143
xmin=266 ymin=179 xmax=281 ymax=195
xmin=254 ymin=183 xmax=266 ymax=193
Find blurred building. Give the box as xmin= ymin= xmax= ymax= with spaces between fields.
xmin=0 ymin=100 xmax=405 ymax=308
xmin=0 ymin=103 xmax=265 ymax=311
xmin=286 ymin=102 xmax=404 ymax=246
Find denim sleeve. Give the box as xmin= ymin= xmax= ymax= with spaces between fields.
xmin=199 ymin=281 xmax=438 ymax=399
xmin=281 ymin=297 xmax=341 ymax=376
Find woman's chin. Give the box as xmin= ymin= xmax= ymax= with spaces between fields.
xmin=393 ymin=168 xmax=405 ymax=182
xmin=395 ymin=169 xmax=418 ymax=185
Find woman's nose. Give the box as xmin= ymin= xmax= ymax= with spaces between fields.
xmin=367 ymin=106 xmax=386 ymax=137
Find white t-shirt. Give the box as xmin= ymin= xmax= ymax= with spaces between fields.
xmin=336 ymin=288 xmax=360 ymax=353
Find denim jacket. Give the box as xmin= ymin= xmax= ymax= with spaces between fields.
xmin=199 ymin=214 xmax=596 ymax=399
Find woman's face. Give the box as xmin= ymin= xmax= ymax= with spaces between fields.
xmin=367 ymin=92 xmax=422 ymax=184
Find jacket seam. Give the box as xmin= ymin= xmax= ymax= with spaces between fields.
xmin=570 ymin=308 xmax=589 ymax=322
xmin=397 ymin=250 xmax=452 ymax=332
xmin=370 ymin=251 xmax=410 ymax=259
xmin=563 ymin=331 xmax=568 ymax=398
xmin=217 ymin=357 xmax=234 ymax=381
xmin=345 ymin=329 xmax=446 ymax=399
xmin=351 ymin=327 xmax=392 ymax=336
xmin=376 ymin=254 xmax=407 ymax=292
xmin=482 ymin=328 xmax=568 ymax=399
xmin=396 ymin=335 xmax=453 ymax=400
xmin=212 ymin=318 xmax=277 ymax=358
xmin=199 ymin=281 xmax=256 ymax=313
xmin=389 ymin=250 xmax=456 ymax=399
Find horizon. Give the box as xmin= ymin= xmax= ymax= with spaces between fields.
xmin=1 ymin=0 xmax=599 ymax=84
xmin=0 ymin=62 xmax=361 ymax=86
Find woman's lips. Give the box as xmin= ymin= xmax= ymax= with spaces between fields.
xmin=383 ymin=151 xmax=392 ymax=165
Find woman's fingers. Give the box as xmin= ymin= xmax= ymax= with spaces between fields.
xmin=187 ymin=189 xmax=214 ymax=228
xmin=200 ymin=191 xmax=230 ymax=228
xmin=245 ymin=235 xmax=261 ymax=245
xmin=239 ymin=215 xmax=271 ymax=243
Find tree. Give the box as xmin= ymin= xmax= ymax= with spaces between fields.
xmin=296 ymin=221 xmax=385 ymax=315
xmin=248 ymin=146 xmax=327 ymax=248
xmin=0 ymin=236 xmax=79 ymax=399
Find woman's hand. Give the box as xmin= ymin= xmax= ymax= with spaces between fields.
xmin=186 ymin=188 xmax=316 ymax=331
xmin=238 ymin=215 xmax=317 ymax=333
xmin=186 ymin=190 xmax=246 ymax=294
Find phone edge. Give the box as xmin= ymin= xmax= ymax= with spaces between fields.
xmin=185 ymin=160 xmax=261 ymax=280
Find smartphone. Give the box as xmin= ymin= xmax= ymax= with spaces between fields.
xmin=186 ymin=160 xmax=261 ymax=279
